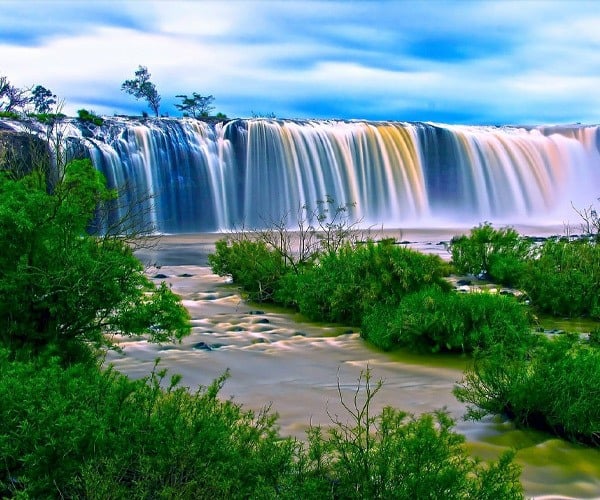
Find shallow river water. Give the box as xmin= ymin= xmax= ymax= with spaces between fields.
xmin=106 ymin=232 xmax=600 ymax=499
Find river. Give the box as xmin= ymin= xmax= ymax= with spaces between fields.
xmin=105 ymin=231 xmax=600 ymax=499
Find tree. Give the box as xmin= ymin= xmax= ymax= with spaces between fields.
xmin=0 ymin=75 xmax=30 ymax=113
xmin=175 ymin=92 xmax=215 ymax=118
xmin=30 ymin=85 xmax=56 ymax=114
xmin=0 ymin=158 xmax=190 ymax=362
xmin=121 ymin=65 xmax=161 ymax=117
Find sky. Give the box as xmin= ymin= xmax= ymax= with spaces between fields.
xmin=1 ymin=0 xmax=599 ymax=125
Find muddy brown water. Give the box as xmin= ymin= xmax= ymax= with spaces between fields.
xmin=106 ymin=231 xmax=600 ymax=499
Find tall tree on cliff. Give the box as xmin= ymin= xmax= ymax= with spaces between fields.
xmin=121 ymin=66 xmax=161 ymax=117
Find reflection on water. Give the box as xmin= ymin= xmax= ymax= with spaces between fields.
xmin=108 ymin=234 xmax=600 ymax=499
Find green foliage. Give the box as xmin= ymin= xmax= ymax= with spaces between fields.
xmin=176 ymin=92 xmax=215 ymax=118
xmin=0 ymin=354 xmax=523 ymax=498
xmin=0 ymin=110 xmax=20 ymax=119
xmin=208 ymin=238 xmax=288 ymax=302
xmin=77 ymin=108 xmax=104 ymax=126
xmin=0 ymin=159 xmax=190 ymax=361
xmin=523 ymin=239 xmax=600 ymax=319
xmin=449 ymin=223 xmax=533 ymax=286
xmin=455 ymin=333 xmax=600 ymax=446
xmin=283 ymin=240 xmax=451 ymax=325
xmin=0 ymin=354 xmax=297 ymax=498
xmin=299 ymin=369 xmax=522 ymax=499
xmin=30 ymin=84 xmax=56 ymax=114
xmin=121 ymin=65 xmax=161 ymax=117
xmin=362 ymin=286 xmax=532 ymax=353
xmin=29 ymin=112 xmax=66 ymax=123
xmin=590 ymin=327 xmax=600 ymax=347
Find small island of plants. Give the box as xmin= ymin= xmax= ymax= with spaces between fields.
xmin=209 ymin=202 xmax=600 ymax=448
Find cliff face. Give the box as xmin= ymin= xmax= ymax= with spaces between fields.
xmin=0 ymin=128 xmax=51 ymax=178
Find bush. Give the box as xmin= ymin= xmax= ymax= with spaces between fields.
xmin=449 ymin=223 xmax=533 ymax=286
xmin=0 ymin=110 xmax=20 ymax=119
xmin=523 ymin=239 xmax=600 ymax=318
xmin=28 ymin=112 xmax=66 ymax=124
xmin=0 ymin=354 xmax=523 ymax=498
xmin=0 ymin=160 xmax=190 ymax=362
xmin=299 ymin=370 xmax=523 ymax=499
xmin=208 ymin=238 xmax=288 ymax=302
xmin=280 ymin=240 xmax=451 ymax=325
xmin=0 ymin=353 xmax=297 ymax=498
xmin=362 ymin=286 xmax=532 ymax=353
xmin=77 ymin=108 xmax=104 ymax=126
xmin=454 ymin=333 xmax=600 ymax=446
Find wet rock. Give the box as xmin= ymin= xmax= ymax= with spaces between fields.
xmin=456 ymin=279 xmax=472 ymax=286
xmin=153 ymin=273 xmax=169 ymax=279
xmin=192 ymin=342 xmax=224 ymax=351
xmin=248 ymin=310 xmax=265 ymax=315
xmin=252 ymin=318 xmax=270 ymax=324
xmin=178 ymin=273 xmax=195 ymax=278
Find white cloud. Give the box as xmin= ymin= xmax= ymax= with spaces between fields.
xmin=1 ymin=0 xmax=599 ymax=123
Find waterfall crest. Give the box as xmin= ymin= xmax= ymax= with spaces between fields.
xmin=69 ymin=118 xmax=600 ymax=232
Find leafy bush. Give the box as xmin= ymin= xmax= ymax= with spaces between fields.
xmin=523 ymin=239 xmax=600 ymax=318
xmin=30 ymin=112 xmax=66 ymax=123
xmin=0 ymin=353 xmax=297 ymax=498
xmin=77 ymin=108 xmax=104 ymax=126
xmin=0 ymin=354 xmax=523 ymax=498
xmin=280 ymin=240 xmax=451 ymax=325
xmin=454 ymin=333 xmax=600 ymax=446
xmin=0 ymin=110 xmax=20 ymax=119
xmin=362 ymin=286 xmax=532 ymax=352
xmin=208 ymin=238 xmax=288 ymax=302
xmin=0 ymin=160 xmax=190 ymax=362
xmin=449 ymin=223 xmax=533 ymax=286
xmin=299 ymin=370 xmax=522 ymax=499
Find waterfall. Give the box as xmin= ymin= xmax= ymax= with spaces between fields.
xmin=38 ymin=118 xmax=600 ymax=232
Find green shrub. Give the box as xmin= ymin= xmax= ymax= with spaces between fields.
xmin=455 ymin=333 xmax=600 ymax=446
xmin=0 ymin=110 xmax=20 ymax=119
xmin=362 ymin=286 xmax=532 ymax=353
xmin=0 ymin=353 xmax=297 ymax=498
xmin=523 ymin=239 xmax=600 ymax=318
xmin=77 ymin=108 xmax=104 ymax=126
xmin=299 ymin=369 xmax=522 ymax=499
xmin=208 ymin=238 xmax=288 ymax=302
xmin=0 ymin=354 xmax=523 ymax=498
xmin=280 ymin=240 xmax=451 ymax=325
xmin=0 ymin=160 xmax=190 ymax=362
xmin=28 ymin=112 xmax=66 ymax=123
xmin=449 ymin=223 xmax=533 ymax=286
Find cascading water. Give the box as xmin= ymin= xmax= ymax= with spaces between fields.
xmin=10 ymin=117 xmax=600 ymax=233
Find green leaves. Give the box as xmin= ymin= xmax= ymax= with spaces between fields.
xmin=0 ymin=159 xmax=190 ymax=362
xmin=455 ymin=334 xmax=600 ymax=446
xmin=362 ymin=286 xmax=532 ymax=353
xmin=121 ymin=65 xmax=161 ymax=116
xmin=524 ymin=239 xmax=600 ymax=318
xmin=449 ymin=222 xmax=533 ymax=285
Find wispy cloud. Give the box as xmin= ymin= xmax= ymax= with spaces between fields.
xmin=1 ymin=0 xmax=599 ymax=124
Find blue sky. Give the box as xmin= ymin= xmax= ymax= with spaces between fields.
xmin=1 ymin=0 xmax=599 ymax=124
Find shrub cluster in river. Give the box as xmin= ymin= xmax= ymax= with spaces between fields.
xmin=209 ymin=218 xmax=600 ymax=447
